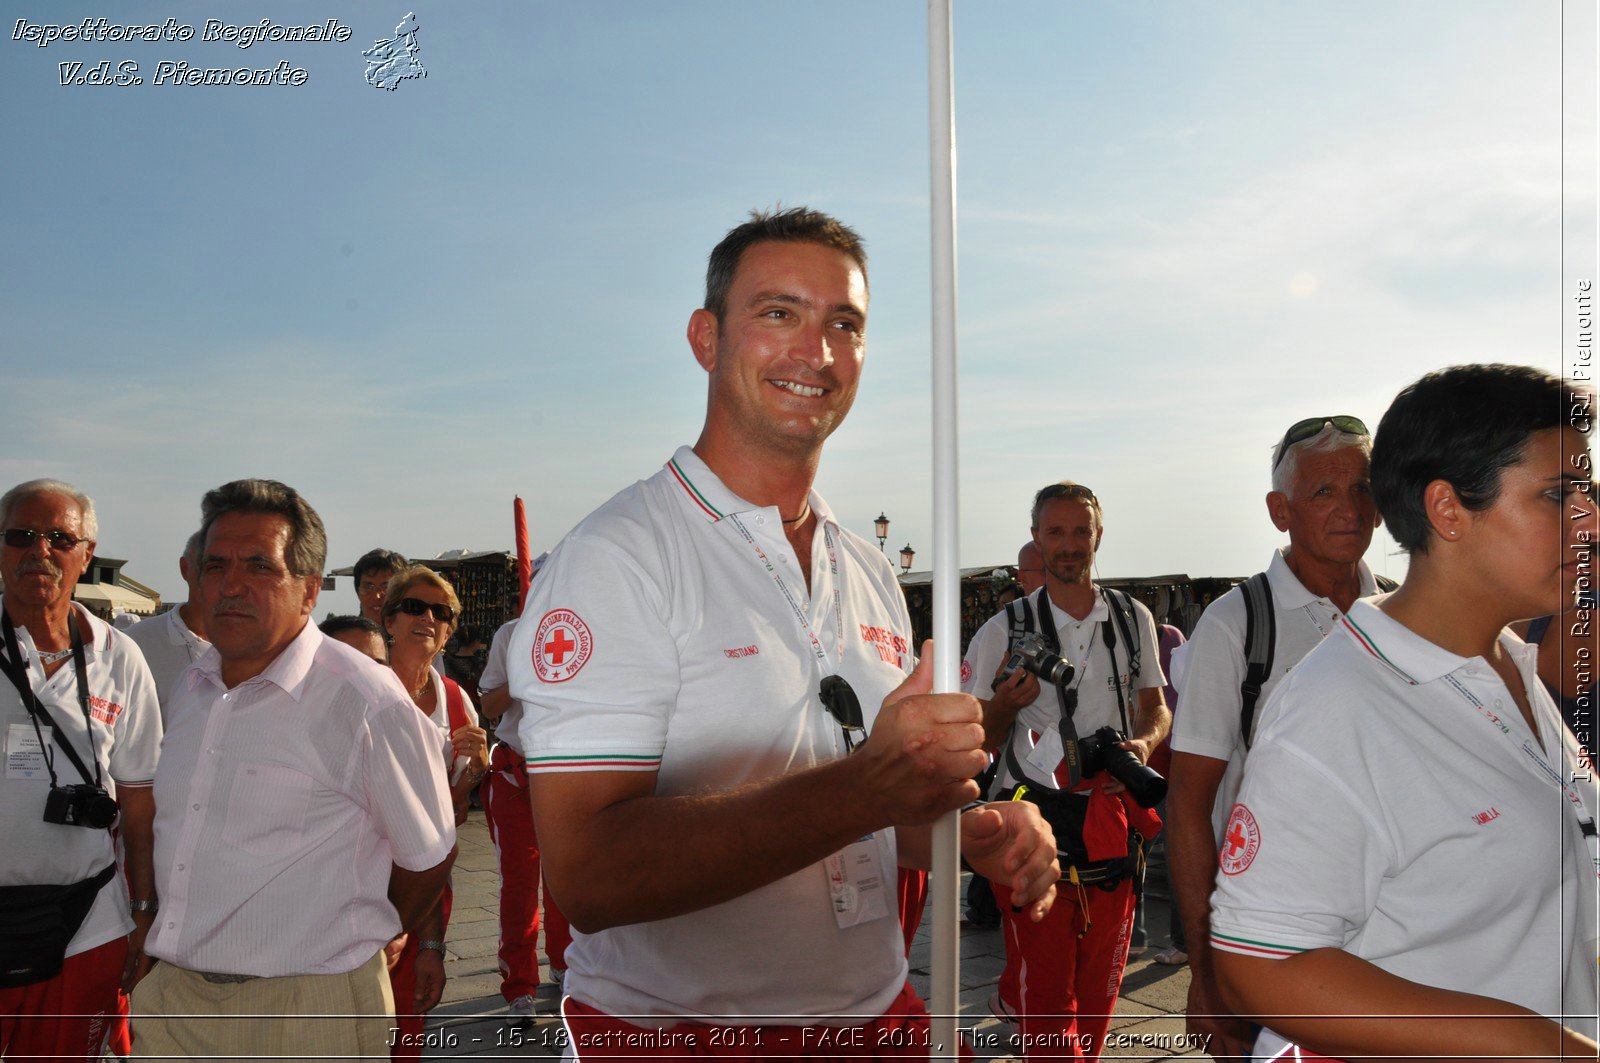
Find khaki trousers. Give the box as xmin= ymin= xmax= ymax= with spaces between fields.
xmin=131 ymin=949 xmax=394 ymax=1062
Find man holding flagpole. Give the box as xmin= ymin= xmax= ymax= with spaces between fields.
xmin=509 ymin=207 xmax=1058 ymax=1055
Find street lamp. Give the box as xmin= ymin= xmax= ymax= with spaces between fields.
xmin=899 ymin=543 xmax=916 ymax=574
xmin=874 ymin=512 xmax=890 ymax=554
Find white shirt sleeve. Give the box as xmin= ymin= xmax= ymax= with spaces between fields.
xmin=511 ymin=534 xmax=679 ymax=773
xmin=1170 ymin=593 xmax=1248 ymax=762
xmin=359 ymin=695 xmax=457 ymax=871
xmin=479 ymin=621 xmax=514 ymax=692
xmin=107 ymin=633 xmax=163 ymax=785
xmin=1207 ymin=714 xmax=1395 ymax=959
xmin=961 ymin=612 xmax=1010 ymax=699
xmin=1131 ymin=601 xmax=1166 ymax=691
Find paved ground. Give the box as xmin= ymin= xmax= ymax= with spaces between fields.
xmin=420 ymin=812 xmax=1199 ymax=1060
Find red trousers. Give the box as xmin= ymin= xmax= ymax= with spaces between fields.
xmin=482 ymin=745 xmax=570 ymax=1001
xmin=389 ymin=885 xmax=454 ymax=1060
xmin=562 ymin=980 xmax=969 ymax=1058
xmin=993 ymin=878 xmax=1135 ymax=1062
xmin=0 ymin=936 xmax=125 ymax=1063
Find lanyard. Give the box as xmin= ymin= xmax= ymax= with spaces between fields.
xmin=725 ymin=514 xmax=852 ymax=751
xmin=1443 ymin=670 xmax=1599 ymax=879
xmin=0 ymin=610 xmax=102 ymax=790
xmin=726 ymin=514 xmax=844 ymax=674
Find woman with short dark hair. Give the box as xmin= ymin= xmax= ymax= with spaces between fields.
xmin=1211 ymin=364 xmax=1598 ymax=1060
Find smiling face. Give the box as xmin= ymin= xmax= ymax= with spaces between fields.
xmin=1456 ymin=426 xmax=1596 ymax=621
xmin=688 ymin=240 xmax=868 ymax=460
xmin=200 ymin=511 xmax=319 ymax=685
xmin=1033 ymin=498 xmax=1101 ymax=589
xmin=383 ymin=579 xmax=455 ymax=665
xmin=0 ymin=491 xmax=95 ymax=614
xmin=1269 ymin=446 xmax=1380 ymax=568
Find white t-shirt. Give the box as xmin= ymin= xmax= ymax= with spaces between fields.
xmin=1209 ymin=600 xmax=1599 ymax=1057
xmin=509 ymin=446 xmax=916 ymax=1024
xmin=1170 ymin=550 xmax=1378 ymax=836
xmin=147 ymin=621 xmax=456 ymax=977
xmin=1 ymin=604 xmax=163 ymax=955
xmin=125 ymin=606 xmax=209 ymax=724
xmin=479 ymin=618 xmax=525 ymax=757
xmin=960 ymin=586 xmax=1164 ymax=792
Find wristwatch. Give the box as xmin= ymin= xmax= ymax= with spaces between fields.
xmin=417 ymin=939 xmax=447 ymax=954
xmin=129 ymin=899 xmax=159 ymax=914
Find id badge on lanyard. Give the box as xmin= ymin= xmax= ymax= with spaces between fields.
xmin=726 ymin=513 xmax=891 ymax=929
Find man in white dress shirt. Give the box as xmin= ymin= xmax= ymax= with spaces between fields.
xmin=134 ymin=479 xmax=456 ymax=1060
xmin=125 ymin=529 xmax=209 ymax=722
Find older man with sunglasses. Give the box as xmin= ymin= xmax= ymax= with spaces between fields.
xmin=0 ymin=479 xmax=162 ymax=1062
xmin=134 ymin=480 xmax=456 ymax=1061
xmin=1166 ymin=416 xmax=1387 ymax=1058
xmin=961 ymin=481 xmax=1170 ymax=1060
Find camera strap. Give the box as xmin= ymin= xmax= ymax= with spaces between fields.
xmin=0 ymin=611 xmax=102 ymax=792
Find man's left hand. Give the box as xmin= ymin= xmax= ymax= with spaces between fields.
xmin=121 ymin=913 xmax=155 ymax=991
xmin=959 ymin=802 xmax=1058 ymax=922
xmin=413 ymin=949 xmax=446 ymax=1013
xmin=1100 ymin=736 xmax=1154 ymax=795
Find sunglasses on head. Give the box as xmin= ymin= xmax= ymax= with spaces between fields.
xmin=1272 ymin=415 xmax=1370 ymax=471
xmin=3 ymin=528 xmax=88 ymax=551
xmin=1038 ymin=483 xmax=1098 ymax=506
xmin=396 ymin=597 xmax=455 ymax=623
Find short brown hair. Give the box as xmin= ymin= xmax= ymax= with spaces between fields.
xmin=703 ymin=207 xmax=868 ymax=320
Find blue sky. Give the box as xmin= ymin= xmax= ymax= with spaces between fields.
xmin=2 ymin=1 xmax=1592 ymax=615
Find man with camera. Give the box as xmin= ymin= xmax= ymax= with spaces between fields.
xmin=962 ymin=481 xmax=1170 ymax=1060
xmin=1166 ymin=417 xmax=1383 ymax=1058
xmin=134 ymin=479 xmax=457 ymax=1059
xmin=0 ymin=479 xmax=162 ymax=1061
xmin=508 ymin=208 xmax=1060 ymax=1055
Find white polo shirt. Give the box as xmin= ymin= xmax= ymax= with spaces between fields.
xmin=147 ymin=621 xmax=456 ymax=977
xmin=1170 ymin=550 xmax=1379 ymax=836
xmin=479 ymin=618 xmax=524 ymax=757
xmin=960 ymin=586 xmax=1164 ymax=792
xmin=125 ymin=605 xmax=209 ymax=723
xmin=1209 ymin=600 xmax=1599 ymax=1057
xmin=1 ymin=604 xmax=162 ymax=957
xmin=509 ymin=446 xmax=916 ymax=1024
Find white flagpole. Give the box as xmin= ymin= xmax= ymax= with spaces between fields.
xmin=927 ymin=0 xmax=962 ymax=1057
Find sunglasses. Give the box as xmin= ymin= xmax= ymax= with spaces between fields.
xmin=3 ymin=528 xmax=88 ymax=551
xmin=1273 ymin=416 xmax=1369 ymax=470
xmin=1037 ymin=483 xmax=1099 ymax=508
xmin=395 ymin=597 xmax=456 ymax=623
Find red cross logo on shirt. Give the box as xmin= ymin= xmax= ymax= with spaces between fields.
xmin=532 ymin=609 xmax=593 ymax=684
xmin=544 ymin=629 xmax=576 ymax=665
xmin=1218 ymin=804 xmax=1260 ymax=876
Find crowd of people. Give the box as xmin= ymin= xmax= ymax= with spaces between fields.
xmin=1 ymin=207 xmax=1595 ymax=1062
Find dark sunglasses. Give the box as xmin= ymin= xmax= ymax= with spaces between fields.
xmin=1273 ymin=416 xmax=1369 ymax=470
xmin=1036 ymin=483 xmax=1099 ymax=508
xmin=396 ymin=597 xmax=456 ymax=623
xmin=3 ymin=528 xmax=88 ymax=551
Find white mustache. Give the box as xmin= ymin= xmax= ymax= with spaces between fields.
xmin=16 ymin=559 xmax=61 ymax=578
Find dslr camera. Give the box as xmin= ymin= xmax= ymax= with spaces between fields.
xmin=1078 ymin=726 xmax=1167 ymax=808
xmin=999 ymin=632 xmax=1074 ymax=688
xmin=43 ymin=783 xmax=119 ymax=830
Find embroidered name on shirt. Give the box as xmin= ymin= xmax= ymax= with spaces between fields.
xmin=1471 ymin=807 xmax=1501 ymax=825
xmin=1219 ymin=803 xmax=1261 ymax=875
xmin=723 ymin=645 xmax=759 ymax=659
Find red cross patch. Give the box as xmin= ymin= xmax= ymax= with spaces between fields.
xmin=1219 ymin=803 xmax=1261 ymax=876
xmin=960 ymin=658 xmax=973 ymax=685
xmin=532 ymin=608 xmax=593 ymax=684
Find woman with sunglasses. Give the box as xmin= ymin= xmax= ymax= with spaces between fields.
xmin=380 ymin=566 xmax=490 ymax=1059
xmin=1209 ymin=364 xmax=1598 ymax=1060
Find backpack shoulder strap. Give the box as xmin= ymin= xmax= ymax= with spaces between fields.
xmin=1239 ymin=572 xmax=1275 ymax=748
xmin=1006 ymin=594 xmax=1036 ymax=651
xmin=1100 ymin=587 xmax=1142 ymax=681
xmin=443 ymin=676 xmax=470 ymax=733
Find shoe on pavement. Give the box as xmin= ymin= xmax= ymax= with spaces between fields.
xmin=988 ymin=990 xmax=1019 ymax=1025
xmin=551 ymin=967 xmax=566 ymax=987
xmin=507 ymin=995 xmax=537 ymax=1024
xmin=1153 ymin=947 xmax=1188 ymax=965
xmin=1126 ymin=944 xmax=1148 ymax=959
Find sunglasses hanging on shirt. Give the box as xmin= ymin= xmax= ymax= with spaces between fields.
xmin=819 ymin=675 xmax=864 ymax=753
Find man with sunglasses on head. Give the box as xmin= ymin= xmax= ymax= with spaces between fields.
xmin=961 ymin=481 xmax=1170 ymax=1060
xmin=0 ymin=479 xmax=162 ymax=1062
xmin=507 ymin=208 xmax=1059 ymax=1056
xmin=134 ymin=480 xmax=456 ymax=1060
xmin=1166 ymin=416 xmax=1385 ymax=1058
